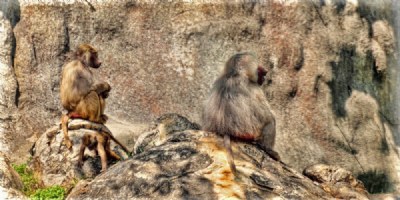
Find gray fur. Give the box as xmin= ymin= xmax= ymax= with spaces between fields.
xmin=202 ymin=53 xmax=275 ymax=144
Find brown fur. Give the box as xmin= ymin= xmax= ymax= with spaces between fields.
xmin=78 ymin=131 xmax=122 ymax=172
xmin=60 ymin=44 xmax=110 ymax=149
xmin=202 ymin=52 xmax=279 ymax=174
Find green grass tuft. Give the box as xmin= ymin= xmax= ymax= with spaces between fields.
xmin=12 ymin=163 xmax=66 ymax=199
xmin=30 ymin=185 xmax=65 ymax=200
xmin=12 ymin=163 xmax=40 ymax=196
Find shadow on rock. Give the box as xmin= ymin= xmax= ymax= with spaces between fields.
xmin=30 ymin=119 xmax=128 ymax=189
xmin=67 ymin=113 xmax=369 ymax=199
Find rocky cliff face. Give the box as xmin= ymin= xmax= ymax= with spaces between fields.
xmin=0 ymin=0 xmax=399 ymax=194
xmin=0 ymin=8 xmax=17 ymax=155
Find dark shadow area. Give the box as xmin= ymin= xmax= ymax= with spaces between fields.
xmin=327 ymin=46 xmax=355 ymax=117
xmin=2 ymin=0 xmax=21 ymax=66
xmin=328 ymin=46 xmax=386 ymax=118
xmin=357 ymin=170 xmax=394 ymax=194
xmin=357 ymin=1 xmax=393 ymax=37
xmin=0 ymin=0 xmax=20 ymax=27
xmin=0 ymin=0 xmax=21 ymax=107
xmin=331 ymin=0 xmax=346 ymax=14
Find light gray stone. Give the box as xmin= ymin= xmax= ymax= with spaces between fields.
xmin=0 ymin=11 xmax=17 ymax=155
xmin=3 ymin=0 xmax=399 ymax=193
xmin=0 ymin=152 xmax=27 ymax=200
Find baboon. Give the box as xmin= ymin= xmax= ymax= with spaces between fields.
xmin=202 ymin=52 xmax=279 ymax=174
xmin=78 ymin=130 xmax=125 ymax=172
xmin=60 ymin=44 xmax=110 ymax=149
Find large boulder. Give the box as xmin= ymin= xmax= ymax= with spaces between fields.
xmin=304 ymin=164 xmax=369 ymax=200
xmin=30 ymin=119 xmax=129 ymax=188
xmin=67 ymin=114 xmax=369 ymax=199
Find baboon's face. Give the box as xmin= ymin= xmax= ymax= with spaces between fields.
xmin=76 ymin=44 xmax=102 ymax=69
xmin=89 ymin=52 xmax=102 ymax=69
xmin=243 ymin=55 xmax=264 ymax=85
xmin=257 ymin=67 xmax=267 ymax=85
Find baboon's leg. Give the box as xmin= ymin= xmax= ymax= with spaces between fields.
xmin=78 ymin=136 xmax=89 ymax=167
xmin=99 ymin=95 xmax=108 ymax=123
xmin=259 ymin=118 xmax=280 ymax=161
xmin=96 ymin=135 xmax=108 ymax=172
xmin=80 ymin=91 xmax=103 ymax=123
xmin=61 ymin=114 xmax=73 ymax=149
xmin=260 ymin=117 xmax=276 ymax=148
xmin=105 ymin=138 xmax=121 ymax=160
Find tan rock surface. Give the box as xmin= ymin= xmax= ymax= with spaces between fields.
xmin=0 ymin=0 xmax=398 ymax=193
xmin=30 ymin=119 xmax=129 ymax=187
xmin=67 ymin=114 xmax=369 ymax=200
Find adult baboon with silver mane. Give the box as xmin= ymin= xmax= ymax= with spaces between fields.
xmin=202 ymin=52 xmax=279 ymax=174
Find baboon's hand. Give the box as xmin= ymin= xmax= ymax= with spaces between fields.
xmin=100 ymin=114 xmax=108 ymax=123
xmin=94 ymin=82 xmax=111 ymax=95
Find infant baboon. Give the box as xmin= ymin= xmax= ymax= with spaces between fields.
xmin=78 ymin=130 xmax=125 ymax=172
xmin=60 ymin=44 xmax=110 ymax=149
xmin=202 ymin=52 xmax=279 ymax=174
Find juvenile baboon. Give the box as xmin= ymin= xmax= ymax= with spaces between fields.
xmin=44 ymin=120 xmax=129 ymax=171
xmin=60 ymin=44 xmax=111 ymax=149
xmin=78 ymin=131 xmax=124 ymax=172
xmin=202 ymin=52 xmax=279 ymax=174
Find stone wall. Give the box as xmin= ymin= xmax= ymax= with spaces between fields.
xmin=1 ymin=0 xmax=399 ymax=192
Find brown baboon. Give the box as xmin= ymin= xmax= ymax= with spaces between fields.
xmin=60 ymin=44 xmax=110 ymax=149
xmin=78 ymin=131 xmax=123 ymax=172
xmin=45 ymin=120 xmax=129 ymax=171
xmin=202 ymin=52 xmax=279 ymax=174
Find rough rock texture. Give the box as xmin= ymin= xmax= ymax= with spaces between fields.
xmin=0 ymin=0 xmax=399 ymax=193
xmin=30 ymin=119 xmax=129 ymax=188
xmin=133 ymin=113 xmax=201 ymax=154
xmin=0 ymin=152 xmax=28 ymax=200
xmin=304 ymin=164 xmax=369 ymax=200
xmin=0 ymin=11 xmax=17 ymax=155
xmin=67 ymin=114 xmax=369 ymax=199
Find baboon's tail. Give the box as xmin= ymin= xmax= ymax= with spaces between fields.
xmin=108 ymin=134 xmax=129 ymax=153
xmin=224 ymin=134 xmax=237 ymax=175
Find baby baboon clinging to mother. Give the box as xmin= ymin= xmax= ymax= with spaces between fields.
xmin=59 ymin=44 xmax=129 ymax=171
xmin=202 ymin=52 xmax=279 ymax=174
xmin=60 ymin=44 xmax=111 ymax=149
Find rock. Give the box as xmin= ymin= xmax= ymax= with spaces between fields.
xmin=67 ymin=114 xmax=368 ymax=199
xmin=0 ymin=0 xmax=20 ymax=27
xmin=133 ymin=113 xmax=200 ymax=154
xmin=370 ymin=193 xmax=400 ymax=200
xmin=30 ymin=119 xmax=129 ymax=188
xmin=304 ymin=164 xmax=369 ymax=200
xmin=0 ymin=152 xmax=28 ymax=200
xmin=0 ymin=11 xmax=17 ymax=155
xmin=106 ymin=116 xmax=150 ymax=152
xmin=4 ymin=0 xmax=400 ymax=193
